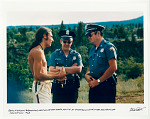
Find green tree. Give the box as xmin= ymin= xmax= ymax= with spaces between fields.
xmin=18 ymin=27 xmax=29 ymax=35
xmin=118 ymin=25 xmax=126 ymax=39
xmin=137 ymin=28 xmax=143 ymax=38
xmin=114 ymin=28 xmax=118 ymax=39
xmin=60 ymin=20 xmax=66 ymax=30
xmin=75 ymin=46 xmax=89 ymax=78
xmin=76 ymin=22 xmax=85 ymax=46
xmin=68 ymin=24 xmax=72 ymax=31
xmin=131 ymin=33 xmax=136 ymax=43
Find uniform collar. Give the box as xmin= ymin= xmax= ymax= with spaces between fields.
xmin=94 ymin=38 xmax=106 ymax=49
xmin=99 ymin=38 xmax=106 ymax=48
xmin=70 ymin=49 xmax=74 ymax=55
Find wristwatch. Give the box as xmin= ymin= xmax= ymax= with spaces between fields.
xmin=97 ymin=79 xmax=101 ymax=84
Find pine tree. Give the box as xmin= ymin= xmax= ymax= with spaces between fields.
xmin=77 ymin=22 xmax=85 ymax=46
xmin=68 ymin=24 xmax=72 ymax=31
xmin=60 ymin=20 xmax=66 ymax=31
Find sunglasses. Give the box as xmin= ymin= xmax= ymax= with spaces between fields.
xmin=63 ymin=40 xmax=72 ymax=44
xmin=86 ymin=31 xmax=97 ymax=38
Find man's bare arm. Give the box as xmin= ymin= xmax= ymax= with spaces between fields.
xmin=33 ymin=51 xmax=66 ymax=81
xmin=49 ymin=63 xmax=82 ymax=75
xmin=99 ymin=58 xmax=117 ymax=82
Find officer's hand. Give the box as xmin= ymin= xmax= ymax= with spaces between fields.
xmin=56 ymin=66 xmax=61 ymax=70
xmin=57 ymin=67 xmax=66 ymax=79
xmin=85 ymin=74 xmax=92 ymax=83
xmin=88 ymin=78 xmax=99 ymax=88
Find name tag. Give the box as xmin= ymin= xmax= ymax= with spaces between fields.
xmin=55 ymin=58 xmax=61 ymax=60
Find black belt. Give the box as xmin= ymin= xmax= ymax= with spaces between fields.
xmin=53 ymin=79 xmax=76 ymax=85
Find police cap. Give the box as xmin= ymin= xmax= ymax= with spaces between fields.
xmin=85 ymin=24 xmax=105 ymax=36
xmin=58 ymin=30 xmax=76 ymax=41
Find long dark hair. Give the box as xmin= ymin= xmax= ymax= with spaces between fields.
xmin=29 ymin=27 xmax=52 ymax=51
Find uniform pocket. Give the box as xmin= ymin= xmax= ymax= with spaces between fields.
xmin=55 ymin=58 xmax=63 ymax=66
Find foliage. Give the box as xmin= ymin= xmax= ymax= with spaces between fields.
xmin=75 ymin=46 xmax=89 ymax=78
xmin=117 ymin=57 xmax=144 ymax=80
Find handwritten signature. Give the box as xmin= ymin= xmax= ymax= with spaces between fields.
xmin=129 ymin=107 xmax=146 ymax=112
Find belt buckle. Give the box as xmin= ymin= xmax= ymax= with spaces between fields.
xmin=61 ymin=79 xmax=67 ymax=88
xmin=61 ymin=84 xmax=63 ymax=88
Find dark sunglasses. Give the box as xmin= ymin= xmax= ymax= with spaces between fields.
xmin=86 ymin=31 xmax=97 ymax=38
xmin=63 ymin=40 xmax=72 ymax=44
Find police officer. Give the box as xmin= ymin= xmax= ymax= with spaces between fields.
xmin=47 ymin=30 xmax=83 ymax=103
xmin=85 ymin=24 xmax=117 ymax=103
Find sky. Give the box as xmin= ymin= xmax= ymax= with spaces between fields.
xmin=0 ymin=0 xmax=145 ymax=26
xmin=6 ymin=11 xmax=143 ymax=26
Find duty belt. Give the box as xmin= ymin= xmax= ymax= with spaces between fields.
xmin=53 ymin=78 xmax=76 ymax=88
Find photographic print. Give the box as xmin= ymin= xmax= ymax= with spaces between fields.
xmin=0 ymin=0 xmax=150 ymax=119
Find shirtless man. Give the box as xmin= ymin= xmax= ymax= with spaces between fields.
xmin=28 ymin=27 xmax=66 ymax=103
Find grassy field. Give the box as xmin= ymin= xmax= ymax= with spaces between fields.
xmin=18 ymin=75 xmax=144 ymax=103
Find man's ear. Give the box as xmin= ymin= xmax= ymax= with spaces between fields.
xmin=60 ymin=39 xmax=62 ymax=44
xmin=43 ymin=34 xmax=46 ymax=39
xmin=97 ymin=31 xmax=101 ymax=36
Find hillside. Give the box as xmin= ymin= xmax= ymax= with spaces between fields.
xmin=8 ymin=16 xmax=143 ymax=29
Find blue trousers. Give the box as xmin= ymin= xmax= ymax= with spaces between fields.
xmin=89 ymin=76 xmax=116 ymax=103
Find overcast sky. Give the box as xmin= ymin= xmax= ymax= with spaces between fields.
xmin=1 ymin=0 xmax=145 ymax=26
xmin=6 ymin=11 xmax=143 ymax=26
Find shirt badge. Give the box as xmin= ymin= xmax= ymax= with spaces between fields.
xmin=73 ymin=56 xmax=76 ymax=60
xmin=100 ymin=48 xmax=104 ymax=53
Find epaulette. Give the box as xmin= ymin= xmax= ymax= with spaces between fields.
xmin=70 ymin=49 xmax=77 ymax=54
xmin=103 ymin=40 xmax=109 ymax=44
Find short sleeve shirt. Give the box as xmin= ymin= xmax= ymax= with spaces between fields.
xmin=47 ymin=48 xmax=83 ymax=68
xmin=89 ymin=39 xmax=117 ymax=78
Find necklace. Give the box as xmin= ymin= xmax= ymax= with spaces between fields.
xmin=39 ymin=44 xmax=43 ymax=50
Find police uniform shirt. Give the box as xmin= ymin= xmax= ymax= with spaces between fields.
xmin=47 ymin=48 xmax=83 ymax=77
xmin=89 ymin=39 xmax=117 ymax=79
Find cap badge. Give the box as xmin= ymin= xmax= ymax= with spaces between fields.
xmin=66 ymin=30 xmax=69 ymax=35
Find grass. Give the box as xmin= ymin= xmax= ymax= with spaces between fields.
xmin=116 ymin=75 xmax=144 ymax=103
xmin=17 ymin=75 xmax=144 ymax=103
xmin=77 ymin=79 xmax=89 ymax=103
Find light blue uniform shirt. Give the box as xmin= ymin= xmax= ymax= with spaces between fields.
xmin=48 ymin=48 xmax=83 ymax=67
xmin=89 ymin=39 xmax=117 ymax=78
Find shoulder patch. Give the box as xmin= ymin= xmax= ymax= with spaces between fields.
xmin=109 ymin=47 xmax=115 ymax=51
xmin=78 ymin=54 xmax=81 ymax=58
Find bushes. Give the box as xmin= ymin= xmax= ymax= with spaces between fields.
xmin=117 ymin=57 xmax=143 ymax=80
xmin=7 ymin=62 xmax=33 ymax=90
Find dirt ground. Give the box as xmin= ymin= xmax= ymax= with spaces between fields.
xmin=116 ymin=95 xmax=144 ymax=103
